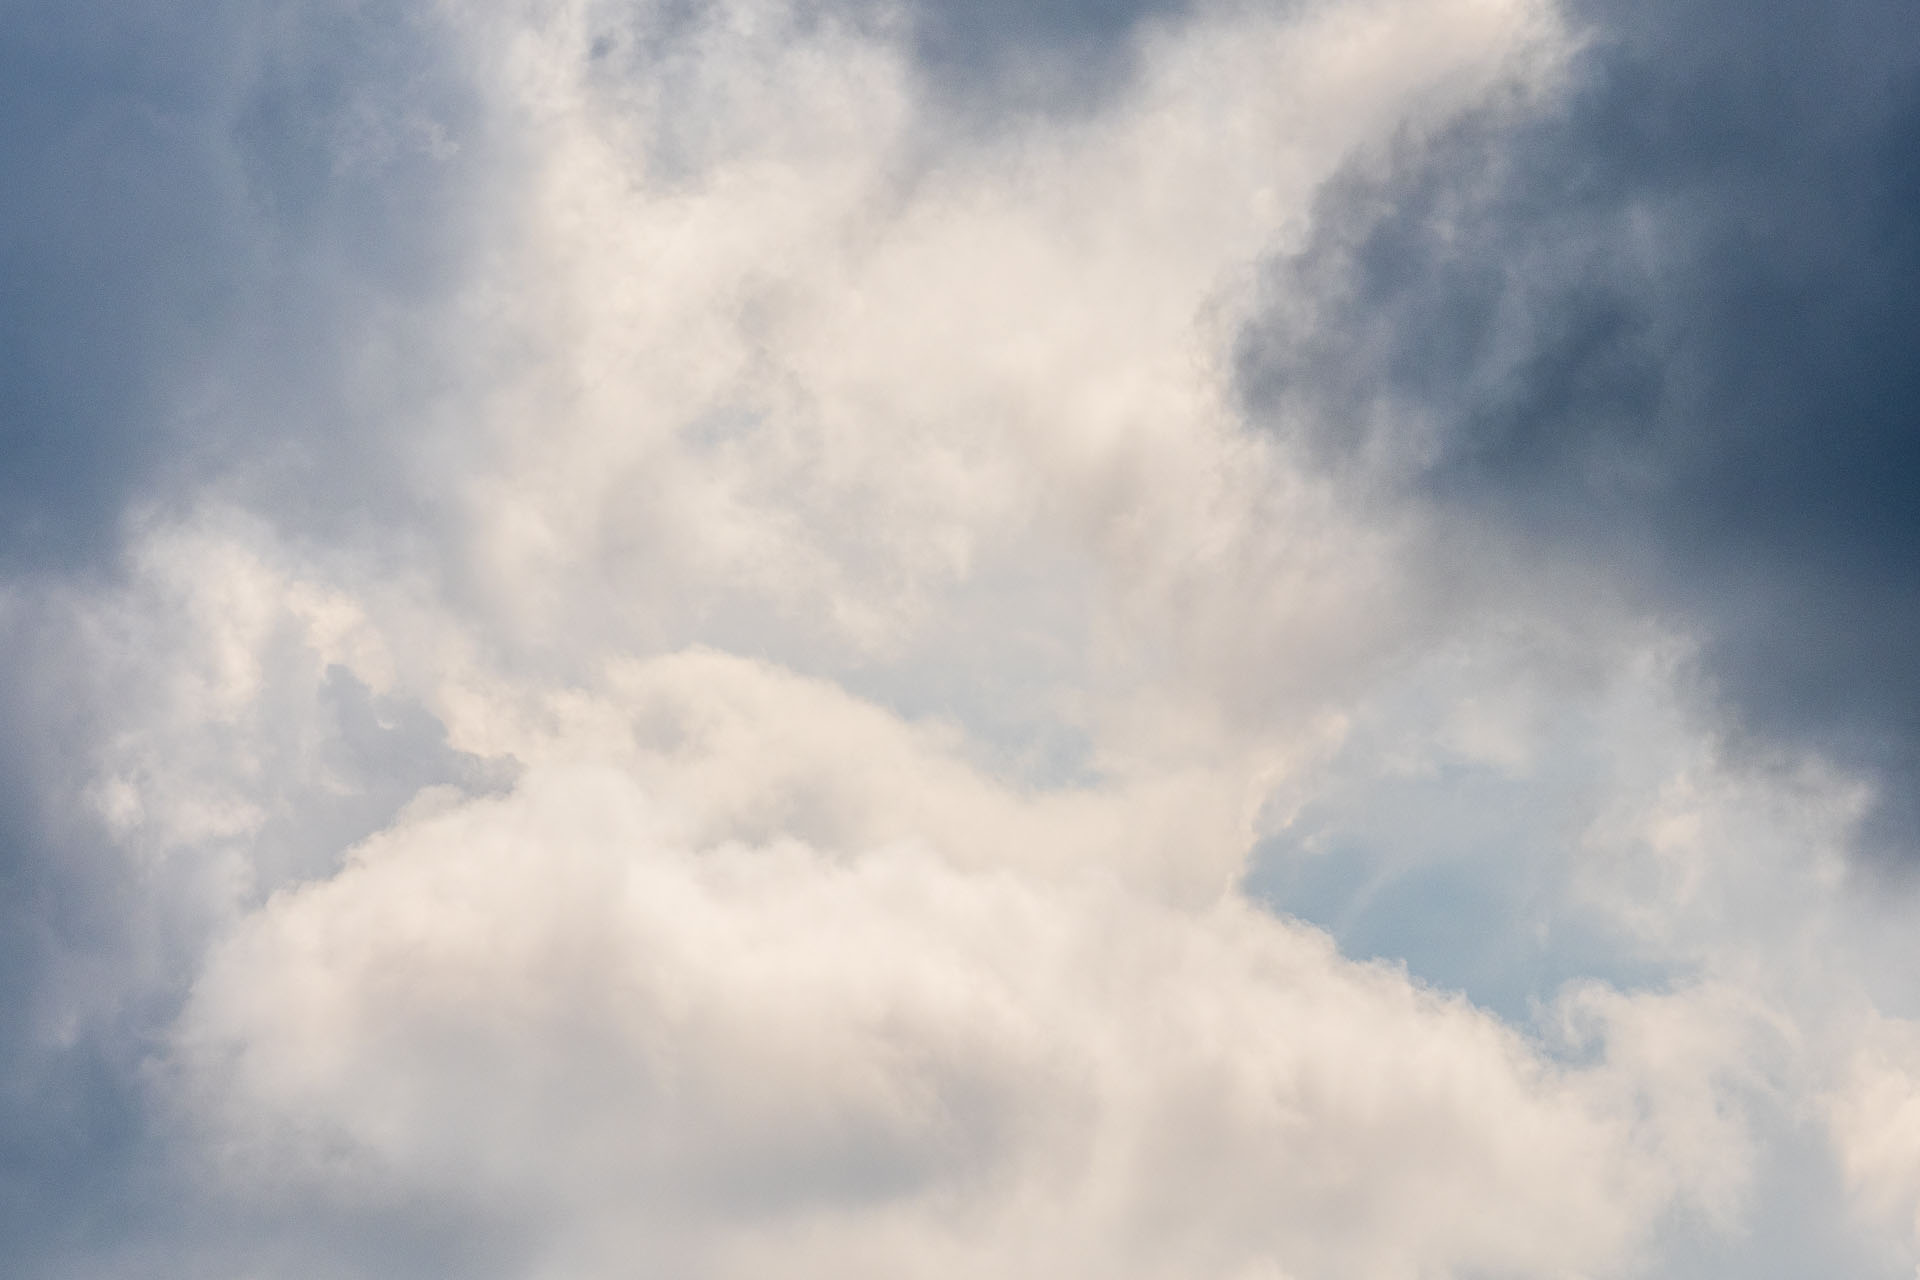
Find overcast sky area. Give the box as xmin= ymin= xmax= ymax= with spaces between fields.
xmin=5 ymin=0 xmax=1920 ymax=1276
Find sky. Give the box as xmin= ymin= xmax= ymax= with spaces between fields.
xmin=3 ymin=0 xmax=1919 ymax=1276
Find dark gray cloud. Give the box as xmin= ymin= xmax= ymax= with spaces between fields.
xmin=581 ymin=0 xmax=1191 ymax=130
xmin=1240 ymin=0 xmax=1920 ymax=860
xmin=902 ymin=0 xmax=1190 ymax=113
xmin=0 ymin=0 xmax=490 ymax=574
xmin=0 ymin=5 xmax=507 ymax=1258
xmin=0 ymin=594 xmax=211 ymax=1275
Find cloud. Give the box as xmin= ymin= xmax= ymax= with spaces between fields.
xmin=900 ymin=0 xmax=1190 ymax=118
xmin=1237 ymin=0 xmax=1920 ymax=861
xmin=0 ymin=513 xmax=519 ymax=1275
xmin=171 ymin=757 xmax=1759 ymax=1280
xmin=0 ymin=0 xmax=491 ymax=571
xmin=8 ymin=0 xmax=1920 ymax=1275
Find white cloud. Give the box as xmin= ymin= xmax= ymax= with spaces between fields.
xmin=173 ymin=756 xmax=1748 ymax=1280
xmin=403 ymin=0 xmax=1573 ymax=731
xmin=14 ymin=0 xmax=1919 ymax=1276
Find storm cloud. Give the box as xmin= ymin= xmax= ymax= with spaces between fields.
xmin=1241 ymin=0 xmax=1920 ymax=858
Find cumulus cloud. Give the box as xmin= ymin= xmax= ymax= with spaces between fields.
xmin=173 ymin=758 xmax=1754 ymax=1280
xmin=1237 ymin=0 xmax=1920 ymax=862
xmin=6 ymin=0 xmax=1920 ymax=1276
